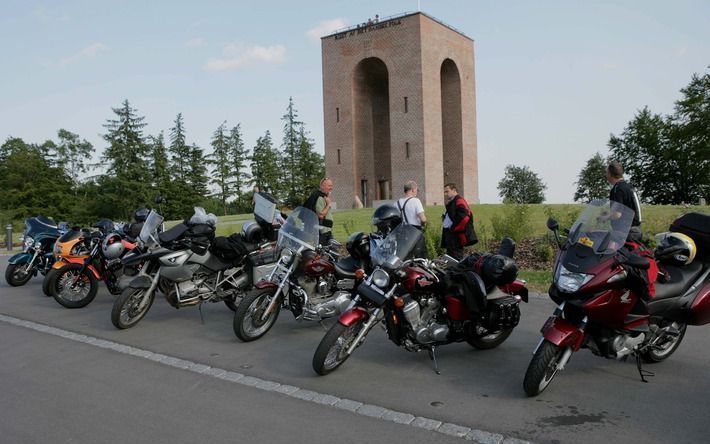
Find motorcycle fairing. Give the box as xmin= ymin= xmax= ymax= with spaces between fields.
xmin=8 ymin=252 xmax=33 ymax=265
xmin=690 ymin=281 xmax=710 ymax=325
xmin=541 ymin=316 xmax=585 ymax=350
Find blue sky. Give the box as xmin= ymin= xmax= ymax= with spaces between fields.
xmin=1 ymin=0 xmax=708 ymax=203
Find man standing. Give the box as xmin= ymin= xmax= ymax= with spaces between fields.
xmin=441 ymin=183 xmax=477 ymax=260
xmin=304 ymin=177 xmax=334 ymax=246
xmin=606 ymin=161 xmax=642 ymax=242
xmin=397 ymin=180 xmax=428 ymax=257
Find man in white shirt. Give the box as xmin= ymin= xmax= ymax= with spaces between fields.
xmin=397 ymin=180 xmax=428 ymax=257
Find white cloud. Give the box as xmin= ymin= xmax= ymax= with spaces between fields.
xmin=185 ymin=38 xmax=206 ymax=48
xmin=57 ymin=43 xmax=108 ymax=67
xmin=306 ymin=18 xmax=347 ymax=41
xmin=204 ymin=43 xmax=286 ymax=72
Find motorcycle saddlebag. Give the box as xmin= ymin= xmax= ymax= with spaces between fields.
xmin=247 ymin=245 xmax=279 ymax=267
xmin=211 ymin=233 xmax=249 ymax=262
xmin=670 ymin=213 xmax=710 ymax=260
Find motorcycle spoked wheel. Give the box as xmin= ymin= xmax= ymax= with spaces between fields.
xmin=52 ymin=263 xmax=98 ymax=309
xmin=466 ymin=326 xmax=514 ymax=350
xmin=111 ymin=286 xmax=156 ymax=329
xmin=641 ymin=321 xmax=687 ymax=363
xmin=312 ymin=320 xmax=365 ymax=376
xmin=42 ymin=267 xmax=61 ymax=296
xmin=233 ymin=288 xmax=282 ymax=342
xmin=5 ymin=263 xmax=34 ymax=287
xmin=523 ymin=340 xmax=566 ymax=397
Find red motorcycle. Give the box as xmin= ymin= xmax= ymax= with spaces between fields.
xmin=312 ymin=223 xmax=528 ymax=375
xmin=523 ymin=200 xmax=710 ymax=396
xmin=233 ymin=207 xmax=366 ymax=342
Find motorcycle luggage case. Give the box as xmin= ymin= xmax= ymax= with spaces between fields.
xmin=670 ymin=213 xmax=710 ymax=260
xmin=247 ymin=245 xmax=278 ymax=267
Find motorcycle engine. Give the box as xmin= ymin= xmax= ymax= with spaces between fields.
xmin=165 ymin=277 xmax=210 ymax=307
xmin=402 ymin=296 xmax=448 ymax=344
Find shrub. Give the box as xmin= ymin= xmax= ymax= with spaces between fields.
xmin=490 ymin=204 xmax=533 ymax=242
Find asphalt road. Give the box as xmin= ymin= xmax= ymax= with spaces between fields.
xmin=1 ymin=255 xmax=709 ymax=444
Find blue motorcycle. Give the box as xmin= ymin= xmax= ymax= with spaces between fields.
xmin=5 ymin=216 xmax=67 ymax=287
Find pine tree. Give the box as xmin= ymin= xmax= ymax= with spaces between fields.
xmin=101 ymin=100 xmax=151 ymax=219
xmin=169 ymin=113 xmax=189 ymax=182
xmin=149 ymin=132 xmax=170 ymax=205
xmin=188 ymin=143 xmax=209 ymax=200
xmin=229 ymin=123 xmax=250 ymax=209
xmin=209 ymin=122 xmax=232 ymax=215
xmin=280 ymin=97 xmax=303 ymax=206
xmin=294 ymin=126 xmax=324 ymax=205
xmin=51 ymin=129 xmax=93 ymax=187
xmin=250 ymin=131 xmax=282 ymax=199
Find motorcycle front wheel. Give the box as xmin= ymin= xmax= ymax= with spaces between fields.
xmin=641 ymin=321 xmax=687 ymax=363
xmin=5 ymin=263 xmax=33 ymax=287
xmin=42 ymin=267 xmax=60 ymax=296
xmin=111 ymin=286 xmax=156 ymax=329
xmin=466 ymin=326 xmax=514 ymax=350
xmin=312 ymin=320 xmax=365 ymax=376
xmin=523 ymin=340 xmax=566 ymax=397
xmin=233 ymin=288 xmax=281 ymax=341
xmin=52 ymin=263 xmax=98 ymax=308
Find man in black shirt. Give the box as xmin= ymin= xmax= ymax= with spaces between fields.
xmin=606 ymin=161 xmax=642 ymax=242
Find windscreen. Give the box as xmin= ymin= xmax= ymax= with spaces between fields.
xmin=567 ymin=199 xmax=635 ymax=254
xmin=371 ymin=224 xmax=422 ymax=269
xmin=139 ymin=210 xmax=164 ymax=247
xmin=277 ymin=207 xmax=320 ymax=252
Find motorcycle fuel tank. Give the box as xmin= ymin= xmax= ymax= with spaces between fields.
xmin=300 ymin=250 xmax=335 ymax=277
xmin=401 ymin=265 xmax=438 ymax=294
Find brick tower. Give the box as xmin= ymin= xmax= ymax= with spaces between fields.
xmin=321 ymin=12 xmax=478 ymax=208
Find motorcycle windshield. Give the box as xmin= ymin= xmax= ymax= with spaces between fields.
xmin=277 ymin=207 xmax=319 ymax=252
xmin=371 ymin=224 xmax=422 ymax=270
xmin=139 ymin=210 xmax=164 ymax=247
xmin=24 ymin=216 xmax=58 ymax=237
xmin=567 ymin=199 xmax=635 ymax=255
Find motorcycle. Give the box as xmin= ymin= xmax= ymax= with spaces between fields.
xmin=42 ymin=226 xmax=92 ymax=296
xmin=233 ymin=206 xmax=366 ymax=342
xmin=312 ymin=223 xmax=529 ymax=375
xmin=49 ymin=219 xmax=139 ymax=308
xmin=5 ymin=216 xmax=66 ymax=287
xmin=111 ymin=208 xmax=280 ymax=330
xmin=523 ymin=199 xmax=710 ymax=396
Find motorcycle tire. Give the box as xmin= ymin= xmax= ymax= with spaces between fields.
xmin=523 ymin=340 xmax=566 ymax=397
xmin=111 ymin=286 xmax=156 ymax=329
xmin=233 ymin=288 xmax=281 ymax=342
xmin=641 ymin=321 xmax=687 ymax=363
xmin=466 ymin=327 xmax=513 ymax=350
xmin=5 ymin=263 xmax=33 ymax=287
xmin=312 ymin=320 xmax=365 ymax=376
xmin=42 ymin=267 xmax=61 ymax=296
xmin=52 ymin=263 xmax=98 ymax=309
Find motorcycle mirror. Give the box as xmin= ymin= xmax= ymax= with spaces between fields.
xmin=546 ymin=217 xmax=559 ymax=231
xmin=154 ymin=194 xmax=163 ymax=204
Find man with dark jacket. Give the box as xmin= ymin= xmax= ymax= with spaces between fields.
xmin=441 ymin=183 xmax=477 ymax=260
xmin=606 ymin=161 xmax=642 ymax=242
xmin=303 ymin=177 xmax=334 ymax=246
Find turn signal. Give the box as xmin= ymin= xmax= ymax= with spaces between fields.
xmin=355 ymin=269 xmax=365 ymax=280
xmin=394 ymin=297 xmax=405 ymax=308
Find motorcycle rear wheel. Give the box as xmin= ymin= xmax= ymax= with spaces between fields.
xmin=641 ymin=321 xmax=687 ymax=363
xmin=42 ymin=267 xmax=60 ymax=296
xmin=111 ymin=287 xmax=155 ymax=329
xmin=5 ymin=263 xmax=33 ymax=287
xmin=233 ymin=288 xmax=281 ymax=341
xmin=466 ymin=327 xmax=513 ymax=350
xmin=312 ymin=320 xmax=364 ymax=376
xmin=52 ymin=263 xmax=98 ymax=309
xmin=523 ymin=340 xmax=565 ymax=397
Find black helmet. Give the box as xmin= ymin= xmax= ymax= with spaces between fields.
xmin=371 ymin=204 xmax=402 ymax=235
xmin=134 ymin=208 xmax=150 ymax=223
xmin=346 ymin=232 xmax=370 ymax=260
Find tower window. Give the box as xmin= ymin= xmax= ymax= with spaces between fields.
xmin=405 ymin=142 xmax=410 ymax=159
xmin=337 ymin=149 xmax=341 ymax=164
xmin=336 ymin=107 xmax=340 ymax=122
xmin=404 ymin=97 xmax=408 ymax=113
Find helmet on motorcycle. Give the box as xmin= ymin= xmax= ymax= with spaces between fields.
xmin=134 ymin=208 xmax=150 ymax=223
xmin=241 ymin=220 xmax=263 ymax=244
xmin=102 ymin=233 xmax=125 ymax=259
xmin=654 ymin=232 xmax=696 ymax=265
xmin=346 ymin=232 xmax=370 ymax=260
xmin=371 ymin=204 xmax=402 ymax=235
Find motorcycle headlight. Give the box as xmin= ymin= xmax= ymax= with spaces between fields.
xmin=23 ymin=236 xmax=34 ymax=251
xmin=371 ymin=269 xmax=390 ymax=288
xmin=53 ymin=243 xmax=62 ymax=255
xmin=34 ymin=240 xmax=42 ymax=249
xmin=556 ymin=264 xmax=593 ymax=293
xmin=280 ymin=248 xmax=295 ymax=266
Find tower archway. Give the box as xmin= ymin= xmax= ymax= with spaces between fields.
xmin=441 ymin=58 xmax=463 ymax=189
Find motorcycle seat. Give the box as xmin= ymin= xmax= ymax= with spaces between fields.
xmin=335 ymin=256 xmax=363 ymax=279
xmin=159 ymin=223 xmax=189 ymax=243
xmin=654 ymin=262 xmax=704 ymax=300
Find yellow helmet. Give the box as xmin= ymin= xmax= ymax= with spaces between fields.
xmin=654 ymin=232 xmax=697 ymax=265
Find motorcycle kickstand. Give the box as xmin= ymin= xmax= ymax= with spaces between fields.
xmin=428 ymin=346 xmax=441 ymax=375
xmin=635 ymin=353 xmax=654 ymax=383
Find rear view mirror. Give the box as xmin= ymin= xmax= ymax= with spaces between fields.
xmin=546 ymin=217 xmax=559 ymax=231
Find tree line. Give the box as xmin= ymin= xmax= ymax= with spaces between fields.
xmin=0 ymin=97 xmax=324 ymax=225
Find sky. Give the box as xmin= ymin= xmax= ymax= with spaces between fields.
xmin=1 ymin=0 xmax=708 ymax=203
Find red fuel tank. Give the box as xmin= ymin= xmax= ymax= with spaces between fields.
xmin=401 ymin=265 xmax=438 ymax=295
xmin=301 ymin=250 xmax=335 ymax=277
